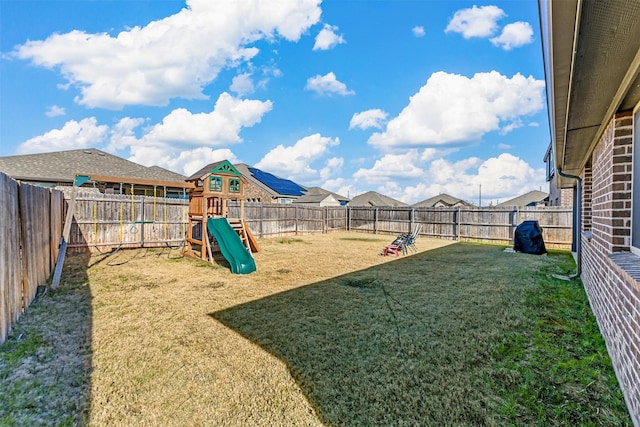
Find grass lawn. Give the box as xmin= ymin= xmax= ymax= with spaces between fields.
xmin=0 ymin=232 xmax=632 ymax=426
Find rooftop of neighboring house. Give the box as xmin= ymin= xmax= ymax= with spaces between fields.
xmin=496 ymin=190 xmax=549 ymax=207
xmin=296 ymin=186 xmax=350 ymax=204
xmin=412 ymin=193 xmax=475 ymax=208
xmin=0 ymin=148 xmax=187 ymax=185
xmin=349 ymin=191 xmax=408 ymax=207
xmin=233 ymin=163 xmax=307 ymax=199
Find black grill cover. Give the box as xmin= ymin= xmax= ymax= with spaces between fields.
xmin=514 ymin=220 xmax=547 ymax=255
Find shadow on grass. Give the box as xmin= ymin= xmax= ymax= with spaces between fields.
xmin=0 ymin=251 xmax=93 ymax=426
xmin=211 ymin=243 xmax=630 ymax=426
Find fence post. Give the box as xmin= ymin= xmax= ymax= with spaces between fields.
xmin=295 ymin=205 xmax=299 ymax=235
xmin=410 ymin=208 xmax=415 ymax=233
xmin=140 ymin=197 xmax=145 ymax=247
xmin=260 ymin=203 xmax=264 ymax=238
xmin=323 ymin=207 xmax=327 ymax=234
xmin=347 ymin=206 xmax=350 ymax=231
xmin=374 ymin=208 xmax=378 ymax=234
xmin=456 ymin=208 xmax=461 ymax=241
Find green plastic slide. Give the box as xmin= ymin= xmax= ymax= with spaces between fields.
xmin=206 ymin=218 xmax=256 ymax=274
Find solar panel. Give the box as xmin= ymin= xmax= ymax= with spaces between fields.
xmin=248 ymin=167 xmax=306 ymax=196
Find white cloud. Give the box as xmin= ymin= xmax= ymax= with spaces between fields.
xmin=368 ymin=71 xmax=544 ymax=149
xmin=17 ymin=117 xmax=108 ymax=154
xmin=402 ymin=153 xmax=546 ymax=204
xmin=107 ymin=117 xmax=146 ymax=151
xmin=20 ymin=92 xmax=271 ymax=177
xmin=313 ymin=24 xmax=345 ymax=50
xmin=499 ymin=119 xmax=523 ymax=135
xmin=305 ymin=72 xmax=355 ymax=96
xmin=256 ymin=133 xmax=339 ymax=180
xmin=45 ymin=105 xmax=66 ymax=117
xmin=168 ymin=147 xmax=240 ymax=176
xmin=445 ymin=5 xmax=505 ymax=39
xmin=321 ymin=177 xmax=352 ymax=199
xmin=125 ymin=143 xmax=240 ymax=177
xmin=14 ymin=0 xmax=322 ymax=108
xmin=349 ymin=109 xmax=388 ymax=130
xmin=230 ymin=73 xmax=255 ymax=96
xmin=352 ymin=150 xmax=428 ymax=183
xmin=412 ymin=26 xmax=425 ymax=37
xmin=490 ymin=21 xmax=533 ymax=50
xmin=140 ymin=92 xmax=272 ymax=146
xmin=319 ymin=157 xmax=344 ymax=180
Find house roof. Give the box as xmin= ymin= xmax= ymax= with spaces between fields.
xmin=146 ymin=166 xmax=190 ymax=182
xmin=497 ymin=190 xmax=549 ymax=207
xmin=299 ymin=186 xmax=349 ymax=203
xmin=0 ymin=148 xmax=187 ymax=185
xmin=349 ymin=191 xmax=408 ymax=207
xmin=296 ymin=193 xmax=337 ymax=204
xmin=188 ymin=161 xmax=224 ymax=180
xmin=542 ymin=0 xmax=640 ymax=186
xmin=233 ymin=163 xmax=307 ymax=198
xmin=187 ymin=160 xmax=242 ymax=181
xmin=412 ymin=193 xmax=474 ymax=208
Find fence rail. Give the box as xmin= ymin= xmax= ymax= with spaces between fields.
xmin=345 ymin=205 xmax=572 ymax=247
xmin=67 ymin=198 xmax=573 ymax=250
xmin=64 ymin=192 xmax=189 ymax=251
xmin=1 ymin=173 xmax=63 ymax=344
xmin=1 ymin=181 xmax=574 ymax=344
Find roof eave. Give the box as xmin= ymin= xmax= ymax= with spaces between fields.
xmin=545 ymin=0 xmax=640 ymax=186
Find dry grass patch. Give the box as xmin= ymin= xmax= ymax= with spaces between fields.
xmin=0 ymin=232 xmax=630 ymax=426
xmin=87 ymin=232 xmax=450 ymax=426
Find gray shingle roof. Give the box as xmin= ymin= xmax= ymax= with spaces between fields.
xmin=187 ymin=161 xmax=225 ymax=181
xmin=0 ymin=148 xmax=186 ymax=184
xmin=300 ymin=186 xmax=349 ymax=203
xmin=296 ymin=193 xmax=335 ymax=204
xmin=497 ymin=190 xmax=549 ymax=207
xmin=349 ymin=191 xmax=408 ymax=207
xmin=146 ymin=165 xmax=189 ymax=182
xmin=412 ymin=193 xmax=474 ymax=208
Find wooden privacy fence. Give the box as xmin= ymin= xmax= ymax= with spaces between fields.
xmin=1 ymin=180 xmax=574 ymax=344
xmin=1 ymin=173 xmax=64 ymax=344
xmin=347 ymin=206 xmax=573 ymax=247
xmin=229 ymin=203 xmax=347 ymax=236
xmin=63 ymin=196 xmax=572 ymax=251
xmin=229 ymin=204 xmax=573 ymax=248
xmin=64 ymin=191 xmax=189 ymax=252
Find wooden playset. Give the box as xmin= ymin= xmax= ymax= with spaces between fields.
xmin=183 ymin=161 xmax=259 ymax=269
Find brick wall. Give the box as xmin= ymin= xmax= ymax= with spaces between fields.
xmin=560 ymin=187 xmax=574 ymax=207
xmin=590 ymin=111 xmax=633 ymax=253
xmin=244 ymin=181 xmax=276 ymax=203
xmin=582 ymin=166 xmax=592 ymax=231
xmin=580 ymin=110 xmax=640 ymax=424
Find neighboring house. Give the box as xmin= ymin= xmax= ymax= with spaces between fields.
xmin=496 ymin=190 xmax=549 ymax=207
xmin=544 ymin=143 xmax=574 ymax=207
xmin=412 ymin=193 xmax=474 ymax=208
xmin=186 ymin=159 xmax=248 ymax=204
xmin=295 ymin=187 xmax=349 ymax=207
xmin=0 ymin=148 xmax=191 ymax=197
xmin=192 ymin=162 xmax=346 ymax=206
xmin=542 ymin=0 xmax=640 ymax=423
xmin=349 ymin=191 xmax=408 ymax=207
xmin=233 ymin=163 xmax=307 ymax=203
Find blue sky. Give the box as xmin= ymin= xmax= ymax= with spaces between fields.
xmin=0 ymin=0 xmax=549 ymax=204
